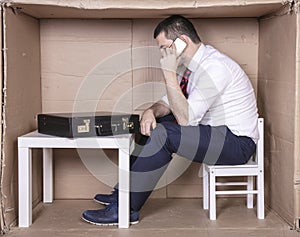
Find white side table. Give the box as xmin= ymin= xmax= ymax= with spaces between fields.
xmin=18 ymin=131 xmax=134 ymax=228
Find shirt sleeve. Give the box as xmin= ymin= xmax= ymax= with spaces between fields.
xmin=187 ymin=60 xmax=231 ymax=125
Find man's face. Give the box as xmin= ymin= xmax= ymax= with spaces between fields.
xmin=156 ymin=31 xmax=187 ymax=67
xmin=156 ymin=32 xmax=173 ymax=50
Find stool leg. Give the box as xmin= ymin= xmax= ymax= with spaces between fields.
xmin=257 ymin=171 xmax=265 ymax=219
xmin=18 ymin=147 xmax=32 ymax=227
xmin=202 ymin=165 xmax=209 ymax=210
xmin=209 ymin=169 xmax=216 ymax=220
xmin=118 ymin=147 xmax=130 ymax=228
xmin=247 ymin=176 xmax=254 ymax=208
xmin=43 ymin=148 xmax=53 ymax=203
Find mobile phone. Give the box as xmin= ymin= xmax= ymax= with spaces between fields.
xmin=174 ymin=38 xmax=187 ymax=56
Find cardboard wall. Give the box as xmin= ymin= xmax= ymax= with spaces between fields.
xmin=40 ymin=18 xmax=259 ymax=199
xmin=258 ymin=13 xmax=297 ymax=224
xmin=295 ymin=14 xmax=300 ymax=222
xmin=40 ymin=19 xmax=133 ymax=113
xmin=2 ymin=9 xmax=42 ymax=227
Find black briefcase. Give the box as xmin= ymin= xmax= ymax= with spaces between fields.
xmin=37 ymin=112 xmax=140 ymax=137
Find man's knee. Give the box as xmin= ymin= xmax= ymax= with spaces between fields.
xmin=151 ymin=122 xmax=179 ymax=141
xmin=151 ymin=122 xmax=181 ymax=152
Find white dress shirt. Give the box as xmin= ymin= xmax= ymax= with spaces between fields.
xmin=161 ymin=44 xmax=259 ymax=142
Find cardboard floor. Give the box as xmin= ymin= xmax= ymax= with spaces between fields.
xmin=5 ymin=198 xmax=300 ymax=237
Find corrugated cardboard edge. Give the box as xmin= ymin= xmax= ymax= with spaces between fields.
xmin=292 ymin=0 xmax=300 ymax=12
xmin=0 ymin=4 xmax=8 ymax=235
xmin=296 ymin=189 xmax=300 ymax=230
xmin=294 ymin=2 xmax=300 ymax=231
xmin=2 ymin=0 xmax=286 ymax=9
xmin=0 ymin=3 xmax=3 ymax=235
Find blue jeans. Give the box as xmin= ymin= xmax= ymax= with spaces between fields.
xmin=128 ymin=120 xmax=256 ymax=211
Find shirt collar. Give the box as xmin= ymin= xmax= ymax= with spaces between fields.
xmin=187 ymin=43 xmax=206 ymax=72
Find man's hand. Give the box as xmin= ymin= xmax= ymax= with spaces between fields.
xmin=140 ymin=109 xmax=157 ymax=136
xmin=160 ymin=45 xmax=179 ymax=80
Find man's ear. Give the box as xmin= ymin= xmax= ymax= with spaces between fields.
xmin=180 ymin=35 xmax=189 ymax=44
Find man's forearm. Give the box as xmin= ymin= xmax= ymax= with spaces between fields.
xmin=163 ymin=72 xmax=189 ymax=125
xmin=166 ymin=86 xmax=189 ymax=125
xmin=147 ymin=100 xmax=171 ymax=118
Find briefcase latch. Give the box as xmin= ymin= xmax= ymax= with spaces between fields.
xmin=122 ymin=118 xmax=134 ymax=130
xmin=77 ymin=119 xmax=90 ymax=133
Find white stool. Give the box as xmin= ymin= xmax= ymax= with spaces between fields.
xmin=202 ymin=118 xmax=264 ymax=220
xmin=18 ymin=131 xmax=134 ymax=228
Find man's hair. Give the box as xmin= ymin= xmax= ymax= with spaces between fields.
xmin=153 ymin=15 xmax=201 ymax=43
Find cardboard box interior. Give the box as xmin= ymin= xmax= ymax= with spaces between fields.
xmin=1 ymin=6 xmax=42 ymax=231
xmin=1 ymin=0 xmax=299 ymax=230
xmin=258 ymin=11 xmax=298 ymax=225
xmin=40 ymin=17 xmax=260 ymax=200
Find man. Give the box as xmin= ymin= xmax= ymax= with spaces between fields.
xmin=82 ymin=15 xmax=258 ymax=225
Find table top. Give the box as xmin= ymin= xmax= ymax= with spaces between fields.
xmin=18 ymin=130 xmax=134 ymax=149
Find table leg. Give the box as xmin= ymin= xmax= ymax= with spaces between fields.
xmin=18 ymin=147 xmax=32 ymax=227
xmin=118 ymin=147 xmax=130 ymax=228
xmin=43 ymin=148 xmax=53 ymax=203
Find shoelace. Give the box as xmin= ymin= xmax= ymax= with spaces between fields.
xmin=104 ymin=202 xmax=117 ymax=213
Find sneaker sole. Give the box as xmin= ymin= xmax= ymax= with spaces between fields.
xmin=81 ymin=216 xmax=139 ymax=226
xmin=93 ymin=198 xmax=110 ymax=206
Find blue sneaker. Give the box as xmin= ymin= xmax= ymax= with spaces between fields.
xmin=82 ymin=203 xmax=139 ymax=226
xmin=94 ymin=190 xmax=118 ymax=205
